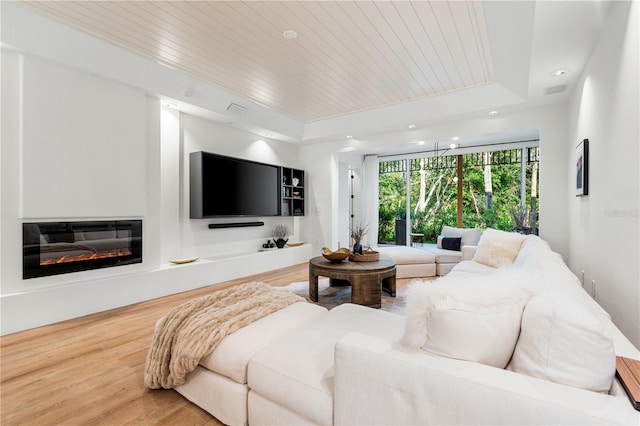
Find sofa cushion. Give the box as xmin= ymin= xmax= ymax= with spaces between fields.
xmin=377 ymin=246 xmax=435 ymax=265
xmin=514 ymin=250 xmax=611 ymax=320
xmin=427 ymin=247 xmax=463 ymax=264
xmin=508 ymin=295 xmax=615 ymax=393
xmin=403 ymin=275 xmax=531 ymax=368
xmin=473 ymin=228 xmax=525 ymax=268
xmin=440 ymin=226 xmax=482 ymax=247
xmin=448 ymin=260 xmax=497 ymax=277
xmin=248 ymin=303 xmax=405 ymax=425
xmin=199 ymin=302 xmax=327 ymax=383
xmin=513 ymin=235 xmax=551 ymax=267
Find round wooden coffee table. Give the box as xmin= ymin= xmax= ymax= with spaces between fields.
xmin=308 ymin=256 xmax=396 ymax=308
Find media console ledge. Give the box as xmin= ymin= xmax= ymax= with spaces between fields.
xmin=1 ymin=244 xmax=312 ymax=336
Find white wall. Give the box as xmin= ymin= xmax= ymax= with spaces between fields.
xmin=567 ymin=1 xmax=639 ymax=347
xmin=0 ymin=53 xmax=309 ymax=335
xmin=20 ymin=55 xmax=148 ymax=218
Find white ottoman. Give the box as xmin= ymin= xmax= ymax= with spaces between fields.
xmin=247 ymin=303 xmax=406 ymax=425
xmin=376 ymin=246 xmax=436 ymax=278
xmin=175 ymin=302 xmax=327 ymax=425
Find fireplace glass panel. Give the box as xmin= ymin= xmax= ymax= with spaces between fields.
xmin=23 ymin=220 xmax=142 ymax=279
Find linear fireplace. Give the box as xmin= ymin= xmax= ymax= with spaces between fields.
xmin=23 ymin=220 xmax=142 ymax=279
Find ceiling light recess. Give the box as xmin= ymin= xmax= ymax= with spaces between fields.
xmin=550 ymin=67 xmax=571 ymax=77
xmin=488 ymin=110 xmax=499 ymax=116
xmin=408 ymin=124 xmax=417 ymax=129
xmin=282 ymin=30 xmax=297 ymax=40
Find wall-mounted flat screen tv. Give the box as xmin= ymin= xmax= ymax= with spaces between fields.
xmin=190 ymin=151 xmax=280 ymax=218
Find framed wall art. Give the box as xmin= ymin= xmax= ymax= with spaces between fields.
xmin=576 ymin=138 xmax=589 ymax=196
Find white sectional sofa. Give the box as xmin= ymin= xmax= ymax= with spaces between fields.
xmin=173 ymin=231 xmax=640 ymax=425
xmin=378 ymin=226 xmax=482 ymax=277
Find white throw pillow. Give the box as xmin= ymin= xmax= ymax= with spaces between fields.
xmin=473 ymin=228 xmax=525 ymax=268
xmin=403 ymin=276 xmax=530 ymax=368
xmin=440 ymin=226 xmax=482 ymax=247
xmin=507 ymin=295 xmax=615 ymax=393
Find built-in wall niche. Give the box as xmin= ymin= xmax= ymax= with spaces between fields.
xmin=23 ymin=220 xmax=142 ymax=279
xmin=281 ymin=167 xmax=305 ymax=216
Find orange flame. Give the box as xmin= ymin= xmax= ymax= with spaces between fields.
xmin=40 ymin=249 xmax=132 ymax=266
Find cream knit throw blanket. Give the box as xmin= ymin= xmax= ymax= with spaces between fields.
xmin=144 ymin=281 xmax=304 ymax=389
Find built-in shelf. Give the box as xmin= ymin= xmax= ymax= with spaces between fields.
xmin=281 ymin=167 xmax=305 ymax=216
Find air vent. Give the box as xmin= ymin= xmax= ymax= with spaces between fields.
xmin=545 ymin=84 xmax=568 ymax=95
xmin=226 ymin=103 xmax=248 ymax=116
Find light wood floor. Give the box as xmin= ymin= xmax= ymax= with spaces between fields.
xmin=0 ymin=263 xmax=414 ymax=425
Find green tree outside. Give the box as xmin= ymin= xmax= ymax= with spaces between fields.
xmin=378 ymin=149 xmax=539 ymax=244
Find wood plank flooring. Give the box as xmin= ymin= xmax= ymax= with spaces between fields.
xmin=0 ymin=263 xmax=413 ymax=425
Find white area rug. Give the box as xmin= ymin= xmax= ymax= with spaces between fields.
xmin=279 ymin=278 xmax=407 ymax=314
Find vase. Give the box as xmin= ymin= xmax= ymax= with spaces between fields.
xmin=274 ymin=238 xmax=288 ymax=248
xmin=352 ymin=242 xmax=363 ymax=255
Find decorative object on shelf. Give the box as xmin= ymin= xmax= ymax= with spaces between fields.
xmin=262 ymin=240 xmax=276 ymax=249
xmin=169 ymin=257 xmax=200 ymax=264
xmin=350 ymin=223 xmax=368 ymax=255
xmin=271 ymin=225 xmax=289 ymax=249
xmin=321 ymin=247 xmax=351 ymax=262
xmin=576 ymin=138 xmax=589 ymax=196
xmin=349 ymin=248 xmax=380 ymax=262
xmin=286 ymin=241 xmax=305 ymax=247
xmin=292 ymin=177 xmax=300 ymax=186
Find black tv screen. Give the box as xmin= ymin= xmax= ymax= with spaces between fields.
xmin=190 ymin=151 xmax=280 ymax=218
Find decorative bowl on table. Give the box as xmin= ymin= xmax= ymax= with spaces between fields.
xmin=349 ymin=248 xmax=380 ymax=262
xmin=321 ymin=247 xmax=351 ymax=262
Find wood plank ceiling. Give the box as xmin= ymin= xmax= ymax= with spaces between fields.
xmin=22 ymin=1 xmax=495 ymax=123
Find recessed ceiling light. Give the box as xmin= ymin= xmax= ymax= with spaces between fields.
xmin=408 ymin=124 xmax=417 ymax=129
xmin=452 ymin=136 xmax=460 ymax=141
xmin=449 ymin=143 xmax=458 ymax=150
xmin=488 ymin=110 xmax=499 ymax=116
xmin=550 ymin=68 xmax=571 ymax=77
xmin=417 ymin=141 xmax=425 ymax=145
xmin=346 ymin=135 xmax=353 ymax=139
xmin=283 ymin=30 xmax=298 ymax=40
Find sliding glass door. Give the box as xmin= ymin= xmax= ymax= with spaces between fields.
xmin=378 ymin=146 xmax=539 ymax=245
xmin=378 ymin=161 xmax=408 ymax=245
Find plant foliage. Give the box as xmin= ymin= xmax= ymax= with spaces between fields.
xmin=378 ymin=150 xmax=539 ymax=244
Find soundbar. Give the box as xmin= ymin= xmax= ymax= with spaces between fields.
xmin=208 ymin=221 xmax=265 ymax=229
